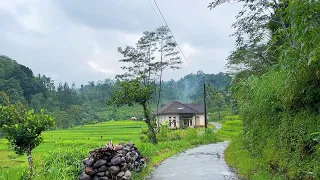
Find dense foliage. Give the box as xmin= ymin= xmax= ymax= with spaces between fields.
xmin=0 ymin=55 xmax=232 ymax=130
xmin=0 ymin=93 xmax=54 ymax=176
xmin=210 ymin=0 xmax=320 ymax=179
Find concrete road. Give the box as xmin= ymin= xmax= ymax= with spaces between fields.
xmin=210 ymin=122 xmax=223 ymax=132
xmin=147 ymin=141 xmax=239 ymax=180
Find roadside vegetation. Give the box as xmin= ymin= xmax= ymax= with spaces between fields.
xmin=0 ymin=120 xmax=218 ymax=180
xmin=209 ymin=0 xmax=320 ymax=179
xmin=215 ymin=115 xmax=242 ymax=140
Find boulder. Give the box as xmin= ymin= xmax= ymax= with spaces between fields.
xmin=98 ymin=177 xmax=109 ymax=180
xmin=79 ymin=172 xmax=91 ymax=180
xmin=105 ymin=170 xmax=111 ymax=178
xmin=83 ymin=158 xmax=94 ymax=166
xmin=111 ymin=156 xmax=122 ymax=165
xmin=121 ymin=163 xmax=128 ymax=171
xmin=93 ymin=159 xmax=107 ymax=168
xmin=115 ymin=145 xmax=123 ymax=151
xmin=98 ymin=165 xmax=108 ymax=172
xmin=127 ymin=142 xmax=134 ymax=148
xmin=122 ymin=170 xmax=132 ymax=180
xmin=102 ymin=156 xmax=110 ymax=161
xmin=96 ymin=172 xmax=105 ymax=177
xmin=121 ymin=157 xmax=126 ymax=163
xmin=85 ymin=167 xmax=94 ymax=176
xmin=109 ymin=166 xmax=120 ymax=174
xmin=118 ymin=150 xmax=127 ymax=156
xmin=117 ymin=171 xmax=125 ymax=178
xmin=126 ymin=151 xmax=138 ymax=162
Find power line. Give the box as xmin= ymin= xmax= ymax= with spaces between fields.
xmin=151 ymin=1 xmax=207 ymax=129
xmin=153 ymin=0 xmax=195 ymax=74
xmin=148 ymin=0 xmax=164 ymax=26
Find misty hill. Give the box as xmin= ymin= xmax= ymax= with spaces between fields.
xmin=0 ymin=55 xmax=232 ymax=128
xmin=162 ymin=71 xmax=231 ymax=103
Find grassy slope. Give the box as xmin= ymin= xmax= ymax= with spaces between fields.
xmin=219 ymin=116 xmax=285 ymax=180
xmin=0 ymin=120 xmax=219 ymax=180
xmin=215 ymin=115 xmax=243 ymax=140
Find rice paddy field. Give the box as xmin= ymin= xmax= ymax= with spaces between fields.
xmin=0 ymin=120 xmax=146 ymax=180
xmin=0 ymin=119 xmax=219 ymax=180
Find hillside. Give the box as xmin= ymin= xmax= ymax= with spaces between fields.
xmin=0 ymin=55 xmax=232 ymax=129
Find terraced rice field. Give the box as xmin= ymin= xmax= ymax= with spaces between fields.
xmin=0 ymin=120 xmax=145 ymax=180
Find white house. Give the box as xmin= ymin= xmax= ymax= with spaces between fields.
xmin=156 ymin=101 xmax=205 ymax=128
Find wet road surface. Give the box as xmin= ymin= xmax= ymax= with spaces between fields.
xmin=210 ymin=122 xmax=223 ymax=132
xmin=148 ymin=140 xmax=239 ymax=180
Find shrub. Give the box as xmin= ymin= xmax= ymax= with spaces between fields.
xmin=167 ymin=131 xmax=182 ymax=141
xmin=33 ymin=147 xmax=88 ymax=180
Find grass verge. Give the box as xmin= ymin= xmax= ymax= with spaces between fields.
xmin=1 ymin=120 xmax=219 ymax=180
xmin=221 ymin=116 xmax=285 ymax=180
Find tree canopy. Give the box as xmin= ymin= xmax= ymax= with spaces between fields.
xmin=209 ymin=0 xmax=320 ymax=178
xmin=0 ymin=93 xmax=55 ymax=176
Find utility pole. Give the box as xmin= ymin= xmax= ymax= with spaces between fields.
xmin=204 ymin=83 xmax=207 ymax=129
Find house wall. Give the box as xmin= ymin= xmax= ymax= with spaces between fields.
xmin=198 ymin=114 xmax=205 ymax=126
xmin=158 ymin=114 xmax=205 ymax=128
xmin=158 ymin=114 xmax=180 ymax=128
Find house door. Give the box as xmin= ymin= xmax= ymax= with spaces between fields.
xmin=181 ymin=115 xmax=192 ymax=128
xmin=183 ymin=119 xmax=189 ymax=128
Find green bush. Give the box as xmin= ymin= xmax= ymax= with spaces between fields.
xmin=167 ymin=131 xmax=182 ymax=141
xmin=33 ymin=147 xmax=88 ymax=180
xmin=233 ymin=69 xmax=320 ymax=179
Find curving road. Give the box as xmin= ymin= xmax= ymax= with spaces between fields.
xmin=210 ymin=122 xmax=223 ymax=132
xmin=148 ymin=122 xmax=239 ymax=180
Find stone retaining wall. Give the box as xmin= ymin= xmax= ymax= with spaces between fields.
xmin=79 ymin=141 xmax=146 ymax=180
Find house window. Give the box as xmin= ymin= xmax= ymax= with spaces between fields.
xmin=169 ymin=120 xmax=172 ymax=127
xmin=171 ymin=117 xmax=176 ymax=127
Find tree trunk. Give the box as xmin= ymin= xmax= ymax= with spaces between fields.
xmin=156 ymin=42 xmax=164 ymax=117
xmin=142 ymin=102 xmax=158 ymax=144
xmin=26 ymin=144 xmax=34 ymax=177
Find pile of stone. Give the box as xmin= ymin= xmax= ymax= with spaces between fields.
xmin=79 ymin=141 xmax=146 ymax=180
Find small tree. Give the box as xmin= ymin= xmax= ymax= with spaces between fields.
xmin=107 ymin=78 xmax=157 ymax=144
xmin=0 ymin=93 xmax=55 ymax=177
xmin=112 ymin=26 xmax=181 ymax=144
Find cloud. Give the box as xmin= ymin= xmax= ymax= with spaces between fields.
xmin=88 ymin=61 xmax=115 ymax=75
xmin=181 ymin=43 xmax=201 ymax=63
xmin=0 ymin=0 xmax=243 ymax=86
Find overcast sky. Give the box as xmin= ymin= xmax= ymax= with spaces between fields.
xmin=0 ymin=0 xmax=242 ymax=86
